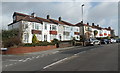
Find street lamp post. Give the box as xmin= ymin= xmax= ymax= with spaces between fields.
xmin=82 ymin=4 xmax=84 ymax=21
xmin=81 ymin=4 xmax=85 ymax=46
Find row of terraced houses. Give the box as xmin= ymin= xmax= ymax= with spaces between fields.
xmin=8 ymin=12 xmax=115 ymax=43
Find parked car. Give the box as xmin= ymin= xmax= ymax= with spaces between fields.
xmin=100 ymin=39 xmax=110 ymax=44
xmin=85 ymin=38 xmax=101 ymax=46
xmin=110 ymin=39 xmax=116 ymax=43
xmin=116 ymin=38 xmax=120 ymax=43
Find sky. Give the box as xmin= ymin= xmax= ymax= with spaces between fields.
xmin=1 ymin=1 xmax=119 ymax=36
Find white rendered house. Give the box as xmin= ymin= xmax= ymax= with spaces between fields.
xmin=8 ymin=12 xmax=80 ymax=43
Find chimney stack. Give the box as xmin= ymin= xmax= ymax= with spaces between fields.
xmin=108 ymin=27 xmax=111 ymax=30
xmin=87 ymin=22 xmax=89 ymax=25
xmin=97 ymin=25 xmax=99 ymax=27
xmin=31 ymin=12 xmax=36 ymax=17
xmin=58 ymin=17 xmax=61 ymax=21
xmin=92 ymin=23 xmax=94 ymax=26
xmin=47 ymin=15 xmax=50 ymax=19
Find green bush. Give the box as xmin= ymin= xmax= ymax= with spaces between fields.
xmin=32 ymin=34 xmax=38 ymax=43
xmin=94 ymin=30 xmax=98 ymax=36
xmin=51 ymin=39 xmax=59 ymax=44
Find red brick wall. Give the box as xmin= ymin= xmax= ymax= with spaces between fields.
xmin=4 ymin=45 xmax=56 ymax=55
xmin=59 ymin=43 xmax=72 ymax=48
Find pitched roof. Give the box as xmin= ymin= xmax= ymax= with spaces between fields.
xmin=9 ymin=12 xmax=75 ymax=26
xmin=76 ymin=22 xmax=103 ymax=30
xmin=13 ymin=12 xmax=52 ymax=23
xmin=22 ymin=16 xmax=43 ymax=24
xmin=61 ymin=20 xmax=75 ymax=26
xmin=49 ymin=18 xmax=66 ymax=25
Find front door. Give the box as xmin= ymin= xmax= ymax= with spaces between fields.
xmin=59 ymin=34 xmax=62 ymax=41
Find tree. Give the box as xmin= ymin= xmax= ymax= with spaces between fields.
xmin=51 ymin=38 xmax=59 ymax=48
xmin=32 ymin=34 xmax=38 ymax=43
xmin=2 ymin=29 xmax=21 ymax=48
xmin=94 ymin=30 xmax=98 ymax=37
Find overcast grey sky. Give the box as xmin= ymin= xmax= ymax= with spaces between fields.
xmin=1 ymin=1 xmax=118 ymax=35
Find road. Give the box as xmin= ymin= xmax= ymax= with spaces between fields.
xmin=2 ymin=43 xmax=118 ymax=72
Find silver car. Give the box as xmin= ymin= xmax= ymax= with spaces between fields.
xmin=90 ymin=38 xmax=101 ymax=45
xmin=85 ymin=38 xmax=101 ymax=46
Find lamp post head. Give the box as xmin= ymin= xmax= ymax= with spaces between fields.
xmin=82 ymin=4 xmax=84 ymax=7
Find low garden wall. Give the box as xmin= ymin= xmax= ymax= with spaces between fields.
xmin=59 ymin=41 xmax=72 ymax=48
xmin=3 ymin=45 xmax=56 ymax=55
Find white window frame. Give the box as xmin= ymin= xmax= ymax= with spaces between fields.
xmin=24 ymin=33 xmax=29 ymax=43
xmin=45 ymin=24 xmax=47 ymax=30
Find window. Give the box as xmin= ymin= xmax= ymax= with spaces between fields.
xmin=24 ymin=33 xmax=29 ymax=43
xmin=52 ymin=25 xmax=56 ymax=30
xmin=44 ymin=35 xmax=47 ymax=41
xmin=77 ymin=28 xmax=79 ymax=31
xmin=36 ymin=34 xmax=41 ymax=41
xmin=35 ymin=23 xmax=39 ymax=30
xmin=50 ymin=25 xmax=52 ymax=30
xmin=45 ymin=24 xmax=47 ymax=30
xmin=71 ymin=28 xmax=72 ymax=31
xmin=32 ymin=23 xmax=34 ymax=29
xmin=63 ymin=32 xmax=70 ymax=36
xmin=24 ymin=22 xmax=28 ymax=29
xmin=50 ymin=34 xmax=56 ymax=40
xmin=63 ymin=26 xmax=65 ymax=30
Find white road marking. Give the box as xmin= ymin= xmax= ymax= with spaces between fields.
xmin=32 ymin=57 xmax=35 ymax=59
xmin=81 ymin=51 xmax=86 ymax=53
xmin=75 ymin=51 xmax=86 ymax=55
xmin=36 ymin=56 xmax=40 ymax=58
xmin=22 ymin=58 xmax=31 ymax=62
xmin=5 ymin=65 xmax=9 ymax=67
xmin=5 ymin=64 xmax=13 ymax=67
xmin=74 ymin=53 xmax=79 ymax=56
xmin=43 ymin=49 xmax=91 ymax=69
xmin=9 ymin=59 xmax=24 ymax=62
xmin=52 ymin=51 xmax=59 ymax=54
xmin=43 ymin=57 xmax=68 ymax=69
xmin=18 ymin=59 xmax=24 ymax=62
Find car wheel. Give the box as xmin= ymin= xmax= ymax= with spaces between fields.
xmin=93 ymin=42 xmax=95 ymax=46
xmin=105 ymin=42 xmax=107 ymax=44
xmin=98 ymin=43 xmax=101 ymax=45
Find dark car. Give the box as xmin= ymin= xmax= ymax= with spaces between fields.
xmin=116 ymin=38 xmax=120 ymax=43
xmin=101 ymin=39 xmax=110 ymax=44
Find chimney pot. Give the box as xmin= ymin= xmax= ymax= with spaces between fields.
xmin=108 ymin=27 xmax=111 ymax=29
xmin=97 ymin=25 xmax=99 ymax=27
xmin=92 ymin=23 xmax=94 ymax=26
xmin=58 ymin=17 xmax=61 ymax=21
xmin=31 ymin=12 xmax=36 ymax=17
xmin=87 ymin=22 xmax=89 ymax=25
xmin=47 ymin=15 xmax=50 ymax=19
